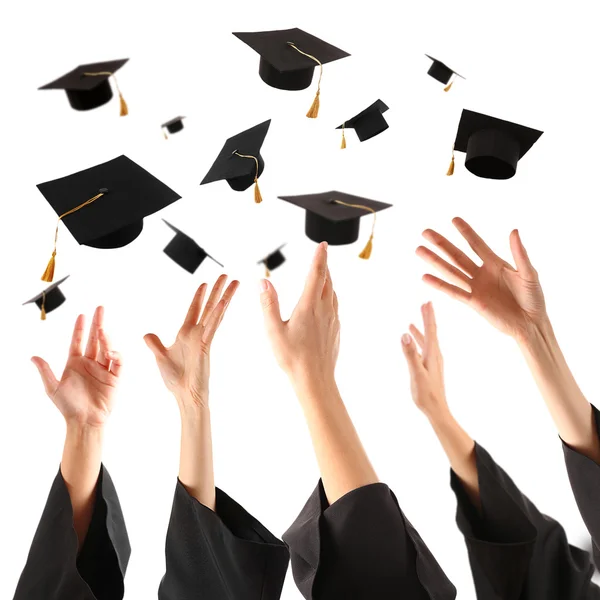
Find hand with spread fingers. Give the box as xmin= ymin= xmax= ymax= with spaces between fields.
xmin=417 ymin=217 xmax=547 ymax=342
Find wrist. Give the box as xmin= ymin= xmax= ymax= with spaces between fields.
xmin=424 ymin=402 xmax=453 ymax=427
xmin=290 ymin=370 xmax=338 ymax=400
xmin=65 ymin=420 xmax=105 ymax=438
xmin=516 ymin=315 xmax=555 ymax=353
xmin=176 ymin=393 xmax=210 ymax=420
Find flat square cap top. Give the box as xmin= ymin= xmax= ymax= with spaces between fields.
xmin=23 ymin=276 xmax=70 ymax=305
xmin=37 ymin=155 xmax=181 ymax=245
xmin=39 ymin=59 xmax=129 ymax=91
xmin=233 ymin=28 xmax=350 ymax=72
xmin=336 ymin=100 xmax=389 ymax=129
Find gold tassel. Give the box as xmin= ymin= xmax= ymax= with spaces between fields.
xmin=341 ymin=125 xmax=347 ymax=149
xmin=265 ymin=266 xmax=271 ymax=278
xmin=446 ymin=146 xmax=455 ymax=176
xmin=119 ymin=92 xmax=128 ymax=116
xmin=163 ymin=129 xmax=168 ymax=140
xmin=287 ymin=42 xmax=323 ymax=119
xmin=40 ymin=292 xmax=47 ymax=321
xmin=254 ymin=178 xmax=263 ymax=204
xmin=306 ymin=90 xmax=320 ymax=118
xmin=41 ymin=250 xmax=56 ymax=283
xmin=443 ymin=80 xmax=454 ymax=92
xmin=332 ymin=199 xmax=377 ymax=260
xmin=359 ymin=234 xmax=373 ymax=259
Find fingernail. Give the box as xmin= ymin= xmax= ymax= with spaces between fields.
xmin=321 ymin=241 xmax=328 ymax=250
xmin=259 ymin=279 xmax=268 ymax=292
xmin=402 ymin=334 xmax=411 ymax=345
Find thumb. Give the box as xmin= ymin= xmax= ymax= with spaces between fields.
xmin=144 ymin=334 xmax=168 ymax=360
xmin=259 ymin=279 xmax=283 ymax=336
xmin=509 ymin=229 xmax=537 ymax=280
xmin=31 ymin=357 xmax=59 ymax=398
xmin=401 ymin=334 xmax=424 ymax=379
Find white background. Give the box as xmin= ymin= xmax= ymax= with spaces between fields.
xmin=1 ymin=0 xmax=599 ymax=597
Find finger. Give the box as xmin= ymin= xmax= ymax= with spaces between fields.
xmin=106 ymin=350 xmax=123 ymax=377
xmin=69 ymin=314 xmax=86 ymax=357
xmin=416 ymin=246 xmax=472 ymax=291
xmin=260 ymin=279 xmax=284 ymax=337
xmin=409 ymin=324 xmax=425 ymax=350
xmin=401 ymin=334 xmax=424 ymax=379
xmin=422 ymin=302 xmax=441 ymax=360
xmin=98 ymin=327 xmax=112 ymax=368
xmin=202 ymin=280 xmax=240 ymax=344
xmin=85 ymin=306 xmax=103 ymax=360
xmin=302 ymin=242 xmax=329 ymax=305
xmin=452 ymin=217 xmax=497 ymax=261
xmin=422 ymin=274 xmax=471 ymax=304
xmin=422 ymin=229 xmax=479 ymax=275
xmin=333 ymin=291 xmax=339 ymax=316
xmin=144 ymin=333 xmax=168 ymax=360
xmin=322 ymin=266 xmax=333 ymax=303
xmin=31 ymin=357 xmax=59 ymax=398
xmin=183 ymin=284 xmax=208 ymax=329
xmin=509 ymin=229 xmax=538 ymax=280
xmin=200 ymin=275 xmax=228 ymax=327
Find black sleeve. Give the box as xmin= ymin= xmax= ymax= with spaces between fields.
xmin=562 ymin=403 xmax=600 ymax=570
xmin=451 ymin=443 xmax=596 ymax=600
xmin=158 ymin=481 xmax=290 ymax=600
xmin=282 ymin=480 xmax=456 ymax=600
xmin=13 ymin=465 xmax=130 ymax=600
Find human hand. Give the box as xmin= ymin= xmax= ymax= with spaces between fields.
xmin=417 ymin=218 xmax=547 ymax=342
xmin=144 ymin=275 xmax=239 ymax=414
xmin=31 ymin=306 xmax=123 ymax=429
xmin=260 ymin=242 xmax=340 ymax=392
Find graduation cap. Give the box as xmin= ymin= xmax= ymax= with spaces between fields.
xmin=37 ymin=155 xmax=182 ymax=282
xmin=162 ymin=116 xmax=185 ymax=139
xmin=23 ymin=276 xmax=70 ymax=321
xmin=201 ymin=119 xmax=270 ymax=203
xmin=39 ymin=59 xmax=129 ymax=115
xmin=233 ymin=28 xmax=350 ymax=118
xmin=425 ymin=55 xmax=465 ymax=91
xmin=446 ymin=109 xmax=543 ymax=179
xmin=258 ymin=244 xmax=287 ymax=277
xmin=277 ymin=191 xmax=392 ymax=258
xmin=162 ymin=220 xmax=224 ymax=274
xmin=337 ymin=100 xmax=389 ymax=148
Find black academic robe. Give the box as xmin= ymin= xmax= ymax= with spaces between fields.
xmin=158 ymin=481 xmax=290 ymax=600
xmin=13 ymin=465 xmax=130 ymax=600
xmin=451 ymin=443 xmax=600 ymax=599
xmin=563 ymin=403 xmax=600 ymax=570
xmin=283 ymin=480 xmax=457 ymax=599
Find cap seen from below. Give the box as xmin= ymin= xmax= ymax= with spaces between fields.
xmin=425 ymin=55 xmax=465 ymax=91
xmin=162 ymin=116 xmax=186 ymax=139
xmin=258 ymin=244 xmax=287 ymax=277
xmin=337 ymin=100 xmax=389 ymax=148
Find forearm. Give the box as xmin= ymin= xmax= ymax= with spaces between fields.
xmin=518 ymin=317 xmax=600 ymax=462
xmin=177 ymin=402 xmax=216 ymax=511
xmin=292 ymin=377 xmax=379 ymax=505
xmin=60 ymin=422 xmax=104 ymax=550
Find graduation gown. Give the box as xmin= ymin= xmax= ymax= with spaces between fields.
xmin=13 ymin=465 xmax=130 ymax=600
xmin=283 ymin=480 xmax=457 ymax=599
xmin=451 ymin=443 xmax=599 ymax=599
xmin=158 ymin=481 xmax=290 ymax=600
xmin=563 ymin=403 xmax=600 ymax=569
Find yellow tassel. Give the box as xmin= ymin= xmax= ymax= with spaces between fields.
xmin=119 ymin=92 xmax=128 ymax=116
xmin=446 ymin=154 xmax=455 ymax=176
xmin=254 ymin=178 xmax=263 ymax=204
xmin=341 ymin=128 xmax=347 ymax=149
xmin=359 ymin=234 xmax=374 ymax=260
xmin=265 ymin=266 xmax=271 ymax=278
xmin=41 ymin=250 xmax=56 ymax=283
xmin=306 ymin=90 xmax=320 ymax=118
xmin=40 ymin=292 xmax=47 ymax=320
xmin=163 ymin=130 xmax=168 ymax=140
xmin=443 ymin=80 xmax=454 ymax=92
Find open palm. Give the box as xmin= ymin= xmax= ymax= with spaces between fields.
xmin=32 ymin=307 xmax=123 ymax=428
xmin=416 ymin=218 xmax=547 ymax=341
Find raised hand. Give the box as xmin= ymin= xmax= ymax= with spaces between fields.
xmin=144 ymin=275 xmax=239 ymax=413
xmin=31 ymin=306 xmax=123 ymax=428
xmin=417 ymin=217 xmax=547 ymax=341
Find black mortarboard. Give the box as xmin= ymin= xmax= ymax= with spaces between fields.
xmin=162 ymin=116 xmax=185 ymax=139
xmin=233 ymin=28 xmax=350 ymax=117
xmin=277 ymin=191 xmax=392 ymax=258
xmin=447 ymin=109 xmax=544 ymax=180
xmin=162 ymin=220 xmax=224 ymax=274
xmin=258 ymin=244 xmax=287 ymax=277
xmin=23 ymin=276 xmax=70 ymax=320
xmin=39 ymin=59 xmax=129 ymax=114
xmin=37 ymin=155 xmax=182 ymax=282
xmin=201 ymin=120 xmax=270 ymax=202
xmin=425 ymin=55 xmax=465 ymax=90
xmin=337 ymin=100 xmax=389 ymax=147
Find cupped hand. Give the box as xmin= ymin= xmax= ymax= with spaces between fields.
xmin=144 ymin=275 xmax=239 ymax=412
xmin=31 ymin=306 xmax=123 ymax=429
xmin=416 ymin=217 xmax=547 ymax=341
xmin=401 ymin=302 xmax=449 ymax=418
xmin=260 ymin=242 xmax=340 ymax=389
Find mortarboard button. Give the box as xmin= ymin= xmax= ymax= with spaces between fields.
xmin=277 ymin=191 xmax=392 ymax=258
xmin=39 ymin=59 xmax=129 ymax=115
xmin=233 ymin=28 xmax=350 ymax=118
xmin=201 ymin=120 xmax=270 ymax=203
xmin=447 ymin=109 xmax=543 ymax=180
xmin=23 ymin=276 xmax=70 ymax=321
xmin=162 ymin=220 xmax=224 ymax=274
xmin=258 ymin=244 xmax=287 ymax=277
xmin=162 ymin=116 xmax=186 ymax=140
xmin=37 ymin=155 xmax=182 ymax=282
xmin=425 ymin=55 xmax=465 ymax=91
xmin=337 ymin=100 xmax=389 ymax=148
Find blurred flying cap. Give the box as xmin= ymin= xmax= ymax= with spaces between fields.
xmin=447 ymin=109 xmax=543 ymax=179
xmin=233 ymin=28 xmax=350 ymax=117
xmin=162 ymin=116 xmax=186 ymax=139
xmin=425 ymin=55 xmax=465 ymax=91
xmin=37 ymin=155 xmax=182 ymax=282
xmin=277 ymin=191 xmax=392 ymax=258
xmin=162 ymin=220 xmax=224 ymax=274
xmin=201 ymin=119 xmax=271 ymax=203
xmin=23 ymin=276 xmax=70 ymax=321
xmin=258 ymin=244 xmax=287 ymax=277
xmin=337 ymin=100 xmax=389 ymax=148
xmin=39 ymin=59 xmax=129 ymax=115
